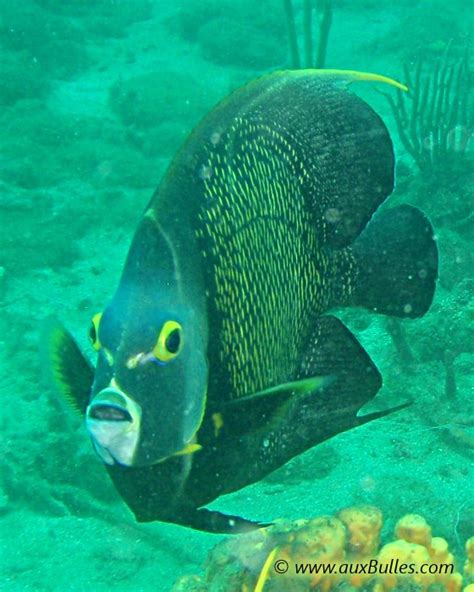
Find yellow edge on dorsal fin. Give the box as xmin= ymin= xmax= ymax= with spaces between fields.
xmin=254 ymin=546 xmax=279 ymax=592
xmin=290 ymin=68 xmax=408 ymax=92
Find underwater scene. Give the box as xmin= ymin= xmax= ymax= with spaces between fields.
xmin=0 ymin=0 xmax=473 ymax=590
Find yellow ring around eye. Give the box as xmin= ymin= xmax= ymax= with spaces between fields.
xmin=89 ymin=312 xmax=102 ymax=351
xmin=153 ymin=320 xmax=183 ymax=362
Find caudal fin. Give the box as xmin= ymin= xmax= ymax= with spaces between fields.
xmin=352 ymin=205 xmax=438 ymax=318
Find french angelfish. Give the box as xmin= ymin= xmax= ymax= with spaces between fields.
xmin=45 ymin=69 xmax=438 ymax=533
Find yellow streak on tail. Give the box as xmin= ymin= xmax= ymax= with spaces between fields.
xmin=291 ymin=68 xmax=409 ymax=92
xmin=254 ymin=546 xmax=279 ymax=592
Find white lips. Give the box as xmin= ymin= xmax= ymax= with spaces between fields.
xmin=86 ymin=388 xmax=142 ymax=467
xmin=91 ymin=439 xmax=115 ymax=466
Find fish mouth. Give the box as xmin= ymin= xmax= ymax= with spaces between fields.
xmin=86 ymin=387 xmax=141 ymax=467
xmin=88 ymin=403 xmax=132 ymax=422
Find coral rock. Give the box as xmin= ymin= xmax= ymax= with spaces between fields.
xmin=395 ymin=513 xmax=433 ymax=547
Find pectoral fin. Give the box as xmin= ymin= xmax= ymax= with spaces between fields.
xmin=41 ymin=317 xmax=94 ymax=416
xmin=225 ymin=375 xmax=334 ymax=409
xmin=215 ymin=375 xmax=334 ymax=439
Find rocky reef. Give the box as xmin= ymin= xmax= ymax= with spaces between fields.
xmin=173 ymin=506 xmax=473 ymax=591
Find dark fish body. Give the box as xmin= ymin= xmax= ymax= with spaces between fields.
xmin=46 ymin=71 xmax=438 ymax=533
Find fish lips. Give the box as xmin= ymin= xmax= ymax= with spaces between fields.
xmin=86 ymin=387 xmax=142 ymax=467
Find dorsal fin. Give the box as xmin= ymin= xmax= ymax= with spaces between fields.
xmin=176 ymin=68 xmax=403 ymax=248
xmin=258 ymin=69 xmax=400 ymax=247
xmin=286 ymin=68 xmax=408 ymax=91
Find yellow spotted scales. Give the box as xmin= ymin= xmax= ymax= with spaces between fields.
xmin=196 ymin=116 xmax=349 ymax=399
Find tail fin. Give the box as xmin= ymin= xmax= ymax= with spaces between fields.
xmin=352 ymin=205 xmax=438 ymax=318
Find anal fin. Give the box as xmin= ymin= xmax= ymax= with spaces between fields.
xmin=294 ymin=315 xmax=408 ymax=439
xmin=245 ymin=315 xmax=403 ymax=477
xmin=296 ymin=315 xmax=382 ymax=425
xmin=176 ymin=507 xmax=270 ymax=534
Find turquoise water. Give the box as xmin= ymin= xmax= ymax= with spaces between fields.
xmin=0 ymin=1 xmax=472 ymax=590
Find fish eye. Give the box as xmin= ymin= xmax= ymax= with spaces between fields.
xmin=153 ymin=321 xmax=183 ymax=362
xmin=89 ymin=312 xmax=102 ymax=351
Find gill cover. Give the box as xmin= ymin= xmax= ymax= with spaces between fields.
xmin=87 ymin=214 xmax=208 ymax=467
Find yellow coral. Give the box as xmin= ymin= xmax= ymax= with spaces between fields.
xmin=338 ymin=505 xmax=383 ymax=557
xmin=171 ymin=506 xmax=469 ymax=592
xmin=465 ymin=537 xmax=474 ymax=583
xmin=378 ymin=539 xmax=433 ymax=588
xmin=429 ymin=536 xmax=456 ymax=589
xmin=284 ymin=516 xmax=347 ymax=588
xmin=446 ymin=572 xmax=463 ymax=592
xmin=467 ymin=538 xmax=474 ymax=561
xmin=430 ymin=537 xmax=450 ymax=561
xmin=395 ymin=513 xmax=432 ymax=547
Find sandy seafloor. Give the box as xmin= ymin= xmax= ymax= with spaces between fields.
xmin=0 ymin=1 xmax=473 ymax=590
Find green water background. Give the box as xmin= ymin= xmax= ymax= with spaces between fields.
xmin=0 ymin=1 xmax=472 ymax=590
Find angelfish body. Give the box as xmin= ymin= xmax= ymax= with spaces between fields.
xmin=46 ymin=70 xmax=438 ymax=533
